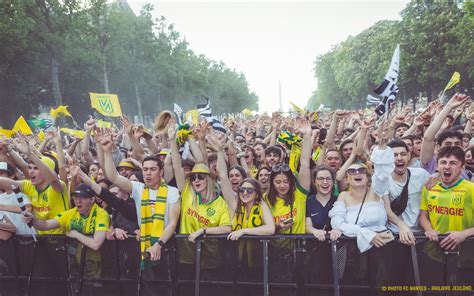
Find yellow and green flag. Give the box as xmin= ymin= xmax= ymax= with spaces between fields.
xmin=90 ymin=93 xmax=123 ymax=117
xmin=185 ymin=109 xmax=200 ymax=125
xmin=444 ymin=72 xmax=461 ymax=92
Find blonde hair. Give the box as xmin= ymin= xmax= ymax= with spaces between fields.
xmin=190 ymin=174 xmax=217 ymax=208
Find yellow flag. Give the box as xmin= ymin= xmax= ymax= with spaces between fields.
xmin=444 ymin=72 xmax=461 ymax=92
xmin=289 ymin=101 xmax=305 ymax=114
xmin=0 ymin=129 xmax=14 ymax=138
xmin=60 ymin=128 xmax=85 ymax=139
xmin=13 ymin=116 xmax=33 ymax=135
xmin=96 ymin=119 xmax=112 ymax=128
xmin=241 ymin=108 xmax=254 ymax=117
xmin=50 ymin=105 xmax=72 ymax=119
xmin=90 ymin=93 xmax=123 ymax=117
xmin=38 ymin=130 xmax=46 ymax=142
xmin=184 ymin=109 xmax=200 ymax=125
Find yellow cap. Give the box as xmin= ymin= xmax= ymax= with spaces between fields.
xmin=40 ymin=156 xmax=56 ymax=172
xmin=117 ymin=161 xmax=135 ymax=170
xmin=191 ymin=163 xmax=210 ymax=174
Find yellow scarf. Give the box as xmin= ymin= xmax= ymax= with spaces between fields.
xmin=232 ymin=203 xmax=264 ymax=267
xmin=140 ymin=183 xmax=168 ymax=265
xmin=232 ymin=203 xmax=263 ymax=230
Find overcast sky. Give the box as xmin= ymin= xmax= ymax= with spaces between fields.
xmin=128 ymin=0 xmax=408 ymax=113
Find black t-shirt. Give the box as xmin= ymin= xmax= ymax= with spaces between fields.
xmin=305 ymin=195 xmax=336 ymax=230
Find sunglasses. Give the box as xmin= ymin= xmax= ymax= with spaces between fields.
xmin=346 ymin=167 xmax=368 ymax=175
xmin=272 ymin=164 xmax=290 ymax=173
xmin=190 ymin=173 xmax=206 ymax=182
xmin=315 ymin=177 xmax=332 ymax=182
xmin=239 ymin=187 xmax=255 ymax=194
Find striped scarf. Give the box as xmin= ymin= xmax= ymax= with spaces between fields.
xmin=140 ymin=183 xmax=168 ymax=266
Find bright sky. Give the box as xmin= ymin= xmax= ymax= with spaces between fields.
xmin=128 ymin=0 xmax=408 ymax=113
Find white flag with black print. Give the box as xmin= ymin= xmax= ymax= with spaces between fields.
xmin=197 ymin=98 xmax=212 ymax=118
xmin=373 ymin=44 xmax=400 ymax=116
xmin=206 ymin=116 xmax=226 ymax=133
xmin=173 ymin=103 xmax=183 ymax=124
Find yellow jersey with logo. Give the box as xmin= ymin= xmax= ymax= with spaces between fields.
xmin=420 ymin=179 xmax=474 ymax=234
xmin=54 ymin=203 xmax=110 ymax=234
xmin=21 ymin=180 xmax=70 ymax=235
xmin=179 ymin=180 xmax=231 ymax=234
xmin=266 ymin=183 xmax=308 ymax=234
xmin=178 ymin=180 xmax=231 ymax=266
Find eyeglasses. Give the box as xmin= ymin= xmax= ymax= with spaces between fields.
xmin=346 ymin=167 xmax=368 ymax=175
xmin=190 ymin=173 xmax=206 ymax=182
xmin=238 ymin=187 xmax=255 ymax=194
xmin=272 ymin=164 xmax=290 ymax=173
xmin=315 ymin=177 xmax=332 ymax=182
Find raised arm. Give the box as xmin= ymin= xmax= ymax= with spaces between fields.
xmin=168 ymin=121 xmax=186 ymax=191
xmin=421 ymin=94 xmax=469 ymax=165
xmin=207 ymin=134 xmax=237 ymax=216
xmin=121 ymin=117 xmax=145 ymax=162
xmin=51 ymin=129 xmax=67 ymax=184
xmin=17 ymin=133 xmax=64 ymax=193
xmin=297 ymin=120 xmax=312 ymax=191
xmin=99 ymin=131 xmax=133 ymax=194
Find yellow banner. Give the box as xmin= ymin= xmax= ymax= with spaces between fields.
xmin=289 ymin=101 xmax=305 ymax=114
xmin=444 ymin=71 xmax=461 ymax=92
xmin=13 ymin=116 xmax=33 ymax=135
xmin=50 ymin=105 xmax=72 ymax=119
xmin=60 ymin=128 xmax=85 ymax=139
xmin=185 ymin=109 xmax=200 ymax=126
xmin=0 ymin=129 xmax=13 ymax=138
xmin=96 ymin=119 xmax=112 ymax=128
xmin=90 ymin=93 xmax=123 ymax=117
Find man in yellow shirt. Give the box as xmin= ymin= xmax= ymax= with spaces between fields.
xmin=420 ymin=146 xmax=474 ymax=250
xmin=0 ymin=139 xmax=69 ymax=235
xmin=24 ymin=183 xmax=109 ymax=250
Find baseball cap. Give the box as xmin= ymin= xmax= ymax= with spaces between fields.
xmin=72 ymin=183 xmax=95 ymax=198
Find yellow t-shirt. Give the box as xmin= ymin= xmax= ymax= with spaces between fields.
xmin=266 ymin=183 xmax=308 ymax=234
xmin=54 ymin=203 xmax=110 ymax=234
xmin=179 ymin=180 xmax=231 ymax=234
xmin=21 ymin=180 xmax=70 ymax=235
xmin=420 ymin=179 xmax=474 ymax=234
xmin=178 ymin=180 xmax=231 ymax=266
xmin=232 ymin=203 xmax=264 ymax=230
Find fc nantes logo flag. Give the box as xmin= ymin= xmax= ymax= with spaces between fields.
xmin=90 ymin=93 xmax=123 ymax=117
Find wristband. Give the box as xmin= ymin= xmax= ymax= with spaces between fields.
xmin=157 ymin=239 xmax=165 ymax=247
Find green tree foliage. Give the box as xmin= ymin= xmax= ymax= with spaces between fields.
xmin=0 ymin=1 xmax=258 ymax=126
xmin=308 ymin=0 xmax=473 ymax=109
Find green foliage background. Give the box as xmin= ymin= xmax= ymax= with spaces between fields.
xmin=308 ymin=0 xmax=473 ymax=110
xmin=0 ymin=0 xmax=258 ymax=126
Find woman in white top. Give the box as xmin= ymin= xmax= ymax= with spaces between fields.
xmin=329 ymin=119 xmax=393 ymax=253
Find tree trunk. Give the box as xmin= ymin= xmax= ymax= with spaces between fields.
xmin=102 ymin=54 xmax=109 ymax=93
xmin=134 ymin=82 xmax=143 ymax=124
xmin=51 ymin=54 xmax=63 ymax=106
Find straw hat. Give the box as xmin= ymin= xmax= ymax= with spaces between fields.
xmin=154 ymin=110 xmax=175 ymax=134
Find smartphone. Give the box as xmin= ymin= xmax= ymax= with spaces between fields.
xmin=282 ymin=218 xmax=294 ymax=225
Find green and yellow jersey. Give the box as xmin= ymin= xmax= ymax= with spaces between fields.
xmin=266 ymin=183 xmax=308 ymax=234
xmin=54 ymin=203 xmax=109 ymax=234
xmin=21 ymin=180 xmax=70 ymax=235
xmin=421 ymin=179 xmax=474 ymax=234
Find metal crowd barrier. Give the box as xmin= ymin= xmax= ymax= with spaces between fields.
xmin=0 ymin=234 xmax=473 ymax=296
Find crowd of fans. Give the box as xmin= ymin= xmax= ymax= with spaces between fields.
xmin=0 ymin=93 xmax=473 ymax=277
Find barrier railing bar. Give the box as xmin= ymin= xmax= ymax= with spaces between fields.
xmin=368 ymin=247 xmax=376 ymax=296
xmin=410 ymin=244 xmax=422 ymax=296
xmin=76 ymin=243 xmax=88 ymax=296
xmin=232 ymin=240 xmax=238 ymax=296
xmin=194 ymin=239 xmax=202 ymax=296
xmin=63 ymin=238 xmax=73 ymax=296
xmin=114 ymin=240 xmax=123 ymax=296
xmin=26 ymin=240 xmax=37 ymax=296
xmin=330 ymin=240 xmax=340 ymax=296
xmin=262 ymin=239 xmax=269 ymax=296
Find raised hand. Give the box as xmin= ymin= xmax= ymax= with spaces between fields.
xmin=98 ymin=129 xmax=115 ymax=152
xmin=120 ymin=116 xmax=134 ymax=136
xmin=84 ymin=116 xmax=96 ymax=131
xmin=446 ymin=93 xmax=470 ymax=109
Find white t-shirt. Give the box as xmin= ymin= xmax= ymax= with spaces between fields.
xmin=385 ymin=168 xmax=430 ymax=233
xmin=131 ymin=181 xmax=180 ymax=227
xmin=0 ymin=192 xmax=36 ymax=235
